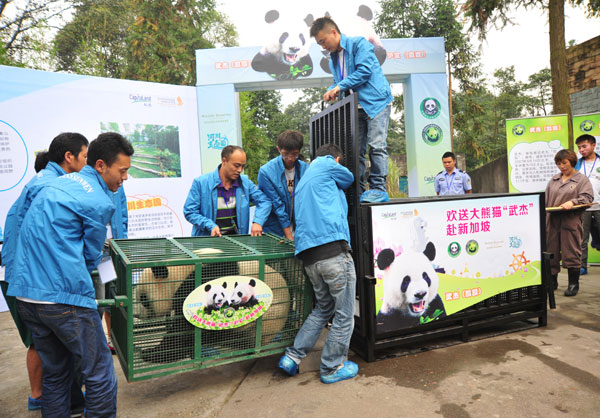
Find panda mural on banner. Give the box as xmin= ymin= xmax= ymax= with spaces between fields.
xmin=375 ymin=241 xmax=446 ymax=333
xmin=317 ymin=5 xmax=387 ymax=74
xmin=132 ymin=248 xmax=290 ymax=364
xmin=251 ymin=10 xmax=314 ymax=80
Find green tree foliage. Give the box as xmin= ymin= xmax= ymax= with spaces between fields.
xmin=453 ymin=66 xmax=531 ymax=169
xmin=52 ymin=0 xmax=237 ymax=85
xmin=123 ymin=0 xmax=237 ymax=85
xmin=53 ymin=0 xmax=133 ymax=77
xmin=461 ymin=0 xmax=600 ymax=147
xmin=376 ymin=0 xmax=481 ymax=90
xmin=1 ymin=0 xmax=71 ymax=65
xmin=525 ymin=68 xmax=552 ymax=116
xmin=239 ymin=92 xmax=270 ymax=183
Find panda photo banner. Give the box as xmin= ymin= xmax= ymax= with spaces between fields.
xmin=371 ymin=194 xmax=542 ymax=333
xmin=195 ymin=37 xmax=446 ymax=91
xmin=183 ymin=276 xmax=273 ymax=330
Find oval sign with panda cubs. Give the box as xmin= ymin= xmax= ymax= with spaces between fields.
xmin=182 ymin=276 xmax=273 ymax=330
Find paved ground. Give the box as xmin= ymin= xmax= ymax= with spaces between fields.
xmin=1 ymin=270 xmax=599 ymax=418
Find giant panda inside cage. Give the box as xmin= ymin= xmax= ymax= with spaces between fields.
xmin=107 ymin=234 xmax=311 ymax=382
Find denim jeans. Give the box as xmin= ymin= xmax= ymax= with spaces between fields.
xmin=17 ymin=301 xmax=117 ymax=418
xmin=358 ymin=105 xmax=391 ymax=193
xmin=286 ymin=251 xmax=357 ymax=375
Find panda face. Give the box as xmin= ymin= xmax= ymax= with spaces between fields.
xmin=260 ymin=10 xmax=312 ymax=66
xmin=205 ymin=282 xmax=228 ymax=310
xmin=378 ymin=242 xmax=439 ymax=317
xmin=229 ymin=279 xmax=256 ymax=307
xmin=279 ymin=31 xmax=308 ymax=65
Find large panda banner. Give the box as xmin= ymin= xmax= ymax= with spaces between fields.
xmin=370 ymin=194 xmax=543 ymax=333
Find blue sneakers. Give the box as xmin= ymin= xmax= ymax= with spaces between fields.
xmin=360 ymin=190 xmax=389 ymax=203
xmin=580 ymin=267 xmax=588 ymax=275
xmin=278 ymin=354 xmax=299 ymax=376
xmin=28 ymin=396 xmax=42 ymax=411
xmin=320 ymin=360 xmax=359 ymax=384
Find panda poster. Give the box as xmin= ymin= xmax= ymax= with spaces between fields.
xmin=505 ymin=115 xmax=569 ymax=193
xmin=371 ymin=194 xmax=542 ymax=333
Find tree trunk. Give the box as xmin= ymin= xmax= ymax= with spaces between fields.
xmin=548 ymin=0 xmax=573 ymax=148
xmin=448 ymin=54 xmax=454 ymax=151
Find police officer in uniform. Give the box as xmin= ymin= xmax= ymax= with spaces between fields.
xmin=435 ymin=152 xmax=472 ymax=196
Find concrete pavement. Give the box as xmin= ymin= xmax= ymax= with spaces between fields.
xmin=1 ymin=269 xmax=599 ymax=418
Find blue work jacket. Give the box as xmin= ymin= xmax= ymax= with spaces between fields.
xmin=257 ymin=156 xmax=308 ymax=237
xmin=7 ymin=165 xmax=115 ymax=309
xmin=183 ymin=165 xmax=272 ymax=236
xmin=328 ymin=34 xmax=393 ymax=118
xmin=1 ymin=161 xmax=66 ymax=282
xmin=293 ymin=155 xmax=354 ymax=255
xmin=110 ymin=185 xmax=128 ymax=239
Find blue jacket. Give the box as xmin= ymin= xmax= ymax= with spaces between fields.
xmin=293 ymin=155 xmax=354 ymax=255
xmin=1 ymin=161 xmax=66 ymax=282
xmin=110 ymin=185 xmax=128 ymax=239
xmin=574 ymin=153 xmax=600 ymax=171
xmin=257 ymin=156 xmax=308 ymax=237
xmin=329 ymin=34 xmax=393 ymax=118
xmin=7 ymin=165 xmax=115 ymax=309
xmin=183 ymin=165 xmax=272 ymax=236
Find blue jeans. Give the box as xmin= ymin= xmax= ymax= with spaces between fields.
xmin=286 ymin=251 xmax=357 ymax=375
xmin=17 ymin=301 xmax=117 ymax=418
xmin=358 ymin=105 xmax=391 ymax=193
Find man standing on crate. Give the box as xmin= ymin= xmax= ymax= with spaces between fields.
xmin=258 ymin=130 xmax=308 ymax=240
xmin=7 ymin=133 xmax=133 ymax=417
xmin=184 ymin=145 xmax=271 ymax=237
xmin=278 ymin=143 xmax=359 ymax=384
xmin=311 ymin=16 xmax=393 ymax=203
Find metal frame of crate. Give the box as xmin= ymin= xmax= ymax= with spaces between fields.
xmin=107 ymin=234 xmax=312 ymax=381
xmin=309 ymin=97 xmax=549 ymax=362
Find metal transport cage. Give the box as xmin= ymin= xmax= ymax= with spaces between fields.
xmin=309 ymin=96 xmax=549 ymax=362
xmin=106 ymin=234 xmax=312 ymax=382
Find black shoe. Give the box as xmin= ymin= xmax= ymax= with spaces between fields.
xmin=70 ymin=404 xmax=85 ymax=418
xmin=564 ymin=284 xmax=579 ymax=296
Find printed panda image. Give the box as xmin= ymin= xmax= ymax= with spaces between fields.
xmin=251 ymin=10 xmax=314 ymax=80
xmin=133 ymin=249 xmax=240 ymax=364
xmin=132 ymin=249 xmax=291 ymax=363
xmin=228 ymin=279 xmax=259 ymax=309
xmin=204 ymin=281 xmax=229 ymax=314
xmin=375 ymin=242 xmax=446 ymax=333
xmin=318 ymin=5 xmax=387 ymax=74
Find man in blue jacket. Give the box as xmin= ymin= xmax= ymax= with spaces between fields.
xmin=96 ymin=184 xmax=128 ymax=354
xmin=278 ymin=143 xmax=359 ymax=384
xmin=1 ymin=132 xmax=88 ymax=412
xmin=575 ymin=134 xmax=600 ymax=275
xmin=184 ymin=145 xmax=271 ymax=236
xmin=311 ymin=16 xmax=393 ymax=202
xmin=8 ymin=132 xmax=133 ymax=417
xmin=258 ymin=130 xmax=308 ymax=240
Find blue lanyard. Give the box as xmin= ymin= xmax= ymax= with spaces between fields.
xmin=583 ymin=157 xmax=598 ymax=178
xmin=446 ymin=172 xmax=456 ymax=191
xmin=338 ymin=51 xmax=344 ymax=81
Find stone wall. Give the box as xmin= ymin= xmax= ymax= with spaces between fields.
xmin=469 ymin=155 xmax=509 ymax=194
xmin=567 ymin=36 xmax=600 ymax=114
